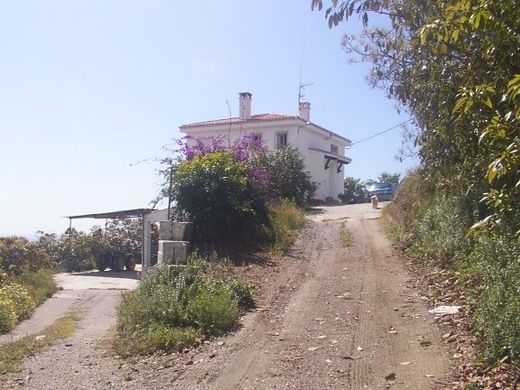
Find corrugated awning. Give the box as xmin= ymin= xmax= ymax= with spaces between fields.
xmin=66 ymin=208 xmax=155 ymax=220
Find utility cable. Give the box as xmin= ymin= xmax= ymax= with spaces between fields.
xmin=351 ymin=118 xmax=413 ymax=146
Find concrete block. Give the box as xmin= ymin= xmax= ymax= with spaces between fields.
xmin=157 ymin=240 xmax=190 ymax=265
xmin=158 ymin=240 xmax=175 ymax=265
xmin=172 ymin=222 xmax=194 ymax=242
xmin=172 ymin=241 xmax=190 ymax=264
xmin=159 ymin=221 xmax=174 ymax=240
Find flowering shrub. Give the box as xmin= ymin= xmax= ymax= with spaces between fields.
xmin=173 ymin=151 xmax=269 ymax=244
xmin=0 ymin=272 xmax=35 ymax=332
xmin=162 ymin=134 xmax=315 ymax=245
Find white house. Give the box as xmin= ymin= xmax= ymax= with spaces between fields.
xmin=179 ymin=92 xmax=352 ymax=202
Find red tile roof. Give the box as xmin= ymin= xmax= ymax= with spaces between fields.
xmin=179 ymin=112 xmax=352 ymax=144
xmin=179 ymin=113 xmax=299 ymax=129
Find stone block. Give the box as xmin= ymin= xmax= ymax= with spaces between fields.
xmin=159 ymin=221 xmax=174 ymax=240
xmin=173 ymin=241 xmax=190 ymax=264
xmin=158 ymin=240 xmax=175 ymax=265
xmin=172 ymin=222 xmax=194 ymax=242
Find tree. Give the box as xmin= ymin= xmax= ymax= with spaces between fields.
xmin=173 ymin=151 xmax=269 ymax=244
xmin=312 ymin=0 xmax=520 ymax=230
xmin=261 ymin=147 xmax=317 ymax=207
xmin=340 ymin=176 xmax=368 ymax=203
xmin=162 ymin=135 xmax=316 ymax=245
xmin=378 ymin=172 xmax=400 ymax=185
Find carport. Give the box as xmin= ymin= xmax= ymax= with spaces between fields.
xmin=67 ymin=207 xmax=168 ymax=272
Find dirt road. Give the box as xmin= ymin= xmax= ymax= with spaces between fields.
xmin=2 ymin=204 xmax=451 ymax=389
xmin=166 ymin=204 xmax=451 ymax=389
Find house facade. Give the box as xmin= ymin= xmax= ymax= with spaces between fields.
xmin=179 ymin=92 xmax=352 ymax=202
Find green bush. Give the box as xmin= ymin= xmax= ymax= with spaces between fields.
xmin=115 ymin=259 xmax=253 ymax=356
xmin=268 ymin=199 xmax=306 ymax=253
xmin=262 ymin=147 xmax=317 ymax=207
xmin=0 ymin=273 xmax=35 ymax=333
xmin=0 ymin=236 xmax=51 ymax=275
xmin=13 ymin=269 xmax=57 ymax=306
xmin=173 ymin=152 xmax=269 ymax=244
xmin=188 ymin=284 xmax=239 ymax=334
xmin=411 ymin=194 xmax=473 ymax=267
xmin=464 ymin=231 xmax=520 ymax=361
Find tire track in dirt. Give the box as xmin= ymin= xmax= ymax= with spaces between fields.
xmin=170 ymin=223 xmax=321 ymax=389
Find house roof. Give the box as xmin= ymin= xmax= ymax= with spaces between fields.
xmin=180 ymin=113 xmax=352 ymax=145
xmin=179 ymin=113 xmax=299 ymax=129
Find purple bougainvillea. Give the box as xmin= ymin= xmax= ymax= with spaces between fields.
xmin=177 ymin=133 xmax=268 ymax=163
xmin=169 ymin=133 xmax=273 ymax=195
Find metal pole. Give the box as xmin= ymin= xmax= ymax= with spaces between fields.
xmin=167 ymin=164 xmax=174 ymax=220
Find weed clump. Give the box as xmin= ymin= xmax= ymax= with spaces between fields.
xmin=115 ymin=255 xmax=253 ymax=356
xmin=339 ymin=222 xmax=353 ymax=248
xmin=268 ymin=199 xmax=306 ymax=253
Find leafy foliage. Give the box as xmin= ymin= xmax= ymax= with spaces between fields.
xmin=340 ymin=176 xmax=368 ymax=203
xmin=164 ymin=135 xmax=313 ymax=246
xmin=313 ymin=0 xmax=519 ymax=231
xmin=0 ymin=236 xmax=51 ymax=275
xmin=378 ymin=172 xmax=400 ymax=185
xmin=268 ymin=199 xmax=307 ymax=253
xmin=465 ymin=232 xmax=520 ymax=360
xmin=115 ymin=255 xmax=253 ymax=355
xmin=0 ymin=280 xmax=34 ymax=333
xmin=173 ymin=151 xmax=269 ymax=244
xmin=260 ymin=147 xmax=317 ymax=207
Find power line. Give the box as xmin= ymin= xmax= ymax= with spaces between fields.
xmin=351 ymin=118 xmax=413 ymax=146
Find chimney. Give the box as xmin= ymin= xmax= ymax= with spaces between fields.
xmin=299 ymin=101 xmax=310 ymax=121
xmin=239 ymin=92 xmax=252 ymax=120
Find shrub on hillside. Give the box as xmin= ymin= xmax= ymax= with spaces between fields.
xmin=268 ymin=199 xmax=307 ymax=253
xmin=464 ymin=231 xmax=520 ymax=361
xmin=13 ymin=269 xmax=57 ymax=307
xmin=0 ymin=237 xmax=51 ymax=275
xmin=173 ymin=151 xmax=270 ymax=244
xmin=412 ymin=194 xmax=473 ymax=267
xmin=261 ymin=147 xmax=316 ymax=207
xmin=0 ymin=272 xmax=35 ymax=333
xmin=115 ymin=257 xmax=253 ymax=355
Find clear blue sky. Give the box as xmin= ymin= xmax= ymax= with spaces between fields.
xmin=0 ymin=0 xmax=416 ymax=237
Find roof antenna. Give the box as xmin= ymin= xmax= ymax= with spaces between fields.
xmin=298 ymin=82 xmax=315 ymax=103
xmin=298 ymin=24 xmax=314 ymax=103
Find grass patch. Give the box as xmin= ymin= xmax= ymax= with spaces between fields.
xmin=0 ymin=311 xmax=78 ymax=374
xmin=340 ymin=223 xmax=353 ymax=248
xmin=14 ymin=269 xmax=57 ymax=307
xmin=0 ymin=269 xmax=57 ymax=334
xmin=114 ymin=256 xmax=253 ymax=356
xmin=269 ymin=199 xmax=306 ymax=253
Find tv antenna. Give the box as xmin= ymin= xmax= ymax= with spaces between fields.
xmin=298 ymin=82 xmax=315 ymax=103
xmin=297 ymin=26 xmax=314 ymax=103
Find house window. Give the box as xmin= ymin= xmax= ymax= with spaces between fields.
xmin=331 ymin=144 xmax=339 ymax=154
xmin=276 ymin=131 xmax=288 ymax=149
xmin=252 ymin=133 xmax=262 ymax=141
